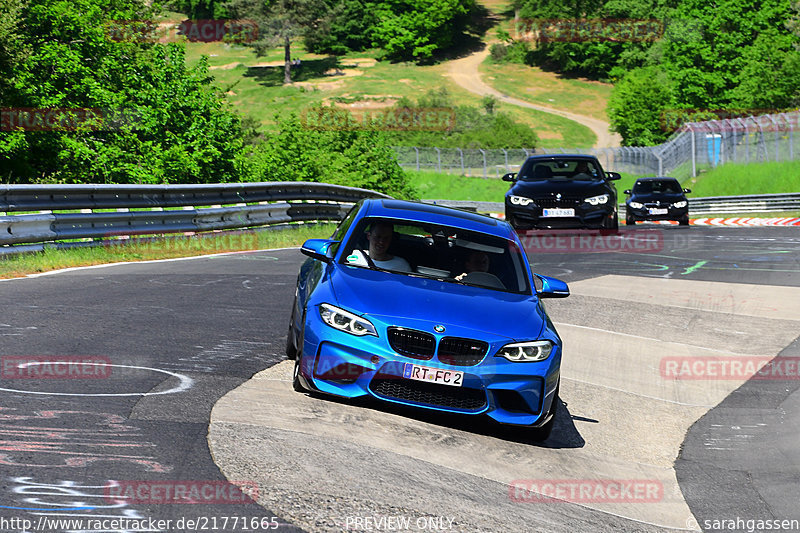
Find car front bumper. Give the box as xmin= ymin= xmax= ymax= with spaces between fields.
xmin=298 ymin=315 xmax=561 ymax=427
xmin=627 ymin=205 xmax=688 ymax=221
xmin=506 ymin=201 xmax=616 ymax=229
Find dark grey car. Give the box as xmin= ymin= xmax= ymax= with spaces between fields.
xmin=503 ymin=155 xmax=621 ymax=230
xmin=624 ymin=177 xmax=691 ymax=225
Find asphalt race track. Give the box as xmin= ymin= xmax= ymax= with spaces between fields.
xmin=1 ymin=226 xmax=799 ymax=533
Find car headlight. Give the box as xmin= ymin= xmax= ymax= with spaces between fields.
xmin=629 ymin=201 xmax=644 ymax=209
xmin=584 ymin=194 xmax=609 ymax=206
xmin=510 ymin=195 xmax=534 ymax=206
xmin=319 ymin=303 xmax=377 ymax=337
xmin=496 ymin=340 xmax=553 ymax=362
xmin=672 ymin=200 xmax=687 ymax=208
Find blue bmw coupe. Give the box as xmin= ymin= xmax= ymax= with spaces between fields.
xmin=286 ymin=199 xmax=569 ymax=439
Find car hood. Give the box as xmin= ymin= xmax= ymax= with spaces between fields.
xmin=628 ymin=192 xmax=686 ymax=203
xmin=508 ymin=179 xmax=611 ymax=198
xmin=329 ymin=265 xmax=546 ymax=341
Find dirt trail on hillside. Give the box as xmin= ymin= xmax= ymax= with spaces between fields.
xmin=446 ymin=47 xmax=622 ymax=148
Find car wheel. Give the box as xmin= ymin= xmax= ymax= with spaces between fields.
xmin=285 ymin=325 xmax=297 ymax=360
xmin=679 ymin=215 xmax=690 ymax=226
xmin=285 ymin=298 xmax=298 ymax=359
xmin=292 ymin=355 xmax=307 ymax=392
xmin=625 ymin=212 xmax=636 ymax=225
xmin=509 ymin=215 xmax=533 ymax=231
xmin=603 ymin=214 xmax=619 ymax=231
xmin=292 ymin=314 xmax=308 ymax=393
xmin=530 ymin=386 xmax=559 ymax=442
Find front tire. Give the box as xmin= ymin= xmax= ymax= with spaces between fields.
xmin=292 ymin=355 xmax=307 ymax=392
xmin=509 ymin=215 xmax=534 ymax=231
xmin=285 ymin=298 xmax=298 ymax=359
xmin=285 ymin=325 xmax=297 ymax=359
xmin=679 ymin=215 xmax=690 ymax=226
xmin=603 ymin=213 xmax=619 ymax=232
xmin=530 ymin=386 xmax=559 ymax=441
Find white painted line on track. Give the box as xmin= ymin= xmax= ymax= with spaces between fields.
xmin=0 ymin=363 xmax=193 ymax=397
xmin=553 ymin=322 xmax=763 ymax=356
xmin=561 ymin=376 xmax=716 ymax=408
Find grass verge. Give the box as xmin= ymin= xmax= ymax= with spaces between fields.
xmin=684 ymin=161 xmax=800 ymax=197
xmin=184 ymin=42 xmax=597 ymax=148
xmin=479 ymin=61 xmax=614 ymax=123
xmin=0 ymin=224 xmax=335 ymax=280
xmin=408 ymin=171 xmax=510 ymax=201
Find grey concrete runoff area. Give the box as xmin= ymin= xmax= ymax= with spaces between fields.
xmin=2 ymin=226 xmax=800 ymax=533
xmin=210 ymin=275 xmax=800 ymax=532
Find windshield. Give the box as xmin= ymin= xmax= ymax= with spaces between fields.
xmin=339 ymin=217 xmax=531 ymax=295
xmin=519 ymin=159 xmax=601 ymax=181
xmin=633 ymin=180 xmax=682 ymax=194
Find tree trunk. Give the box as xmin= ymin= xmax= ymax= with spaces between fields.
xmin=284 ymin=35 xmax=292 ymax=84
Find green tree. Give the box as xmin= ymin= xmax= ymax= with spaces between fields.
xmin=607 ymin=66 xmax=674 ymax=145
xmin=512 ymin=0 xmax=677 ymax=79
xmin=0 ymin=0 xmax=245 ymax=183
xmin=238 ymin=112 xmax=416 ymax=198
xmin=659 ymin=0 xmax=799 ymax=108
xmin=303 ymin=0 xmax=376 ymax=55
xmin=225 ymin=0 xmax=326 ymax=83
xmin=370 ymin=0 xmax=476 ymax=61
xmin=168 ymin=0 xmax=228 ymax=18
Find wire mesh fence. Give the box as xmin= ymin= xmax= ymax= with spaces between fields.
xmin=393 ymin=110 xmax=800 ymax=179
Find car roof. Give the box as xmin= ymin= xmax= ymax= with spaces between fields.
xmin=360 ymin=199 xmax=513 ymax=239
xmin=524 ymin=154 xmax=600 ymax=163
xmin=635 ymin=176 xmax=679 ymax=182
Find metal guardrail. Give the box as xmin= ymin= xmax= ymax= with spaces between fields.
xmin=1 ymin=182 xmax=389 ymax=249
xmin=2 ymin=183 xmax=796 ymax=253
xmin=683 ymin=193 xmax=800 ymax=214
xmin=425 ymin=193 xmax=800 ymax=216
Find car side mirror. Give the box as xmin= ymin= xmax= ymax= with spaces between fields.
xmin=683 ymin=188 xmax=692 ymax=193
xmin=606 ymin=172 xmax=621 ymax=181
xmin=300 ymin=239 xmax=338 ymax=263
xmin=623 ymin=189 xmax=632 ymax=195
xmin=535 ymin=274 xmax=570 ymax=298
xmin=502 ymin=172 xmax=517 ymax=182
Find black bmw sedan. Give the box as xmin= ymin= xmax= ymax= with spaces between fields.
xmin=624 ymin=177 xmax=691 ymax=225
xmin=503 ymin=155 xmax=621 ymax=230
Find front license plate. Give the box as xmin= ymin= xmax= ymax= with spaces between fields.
xmin=403 ymin=363 xmax=463 ymax=387
xmin=648 ymin=208 xmax=668 ymax=215
xmin=542 ymin=208 xmax=575 ymax=217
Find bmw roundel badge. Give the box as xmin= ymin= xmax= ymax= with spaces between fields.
xmin=434 ymin=325 xmax=445 ymax=333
